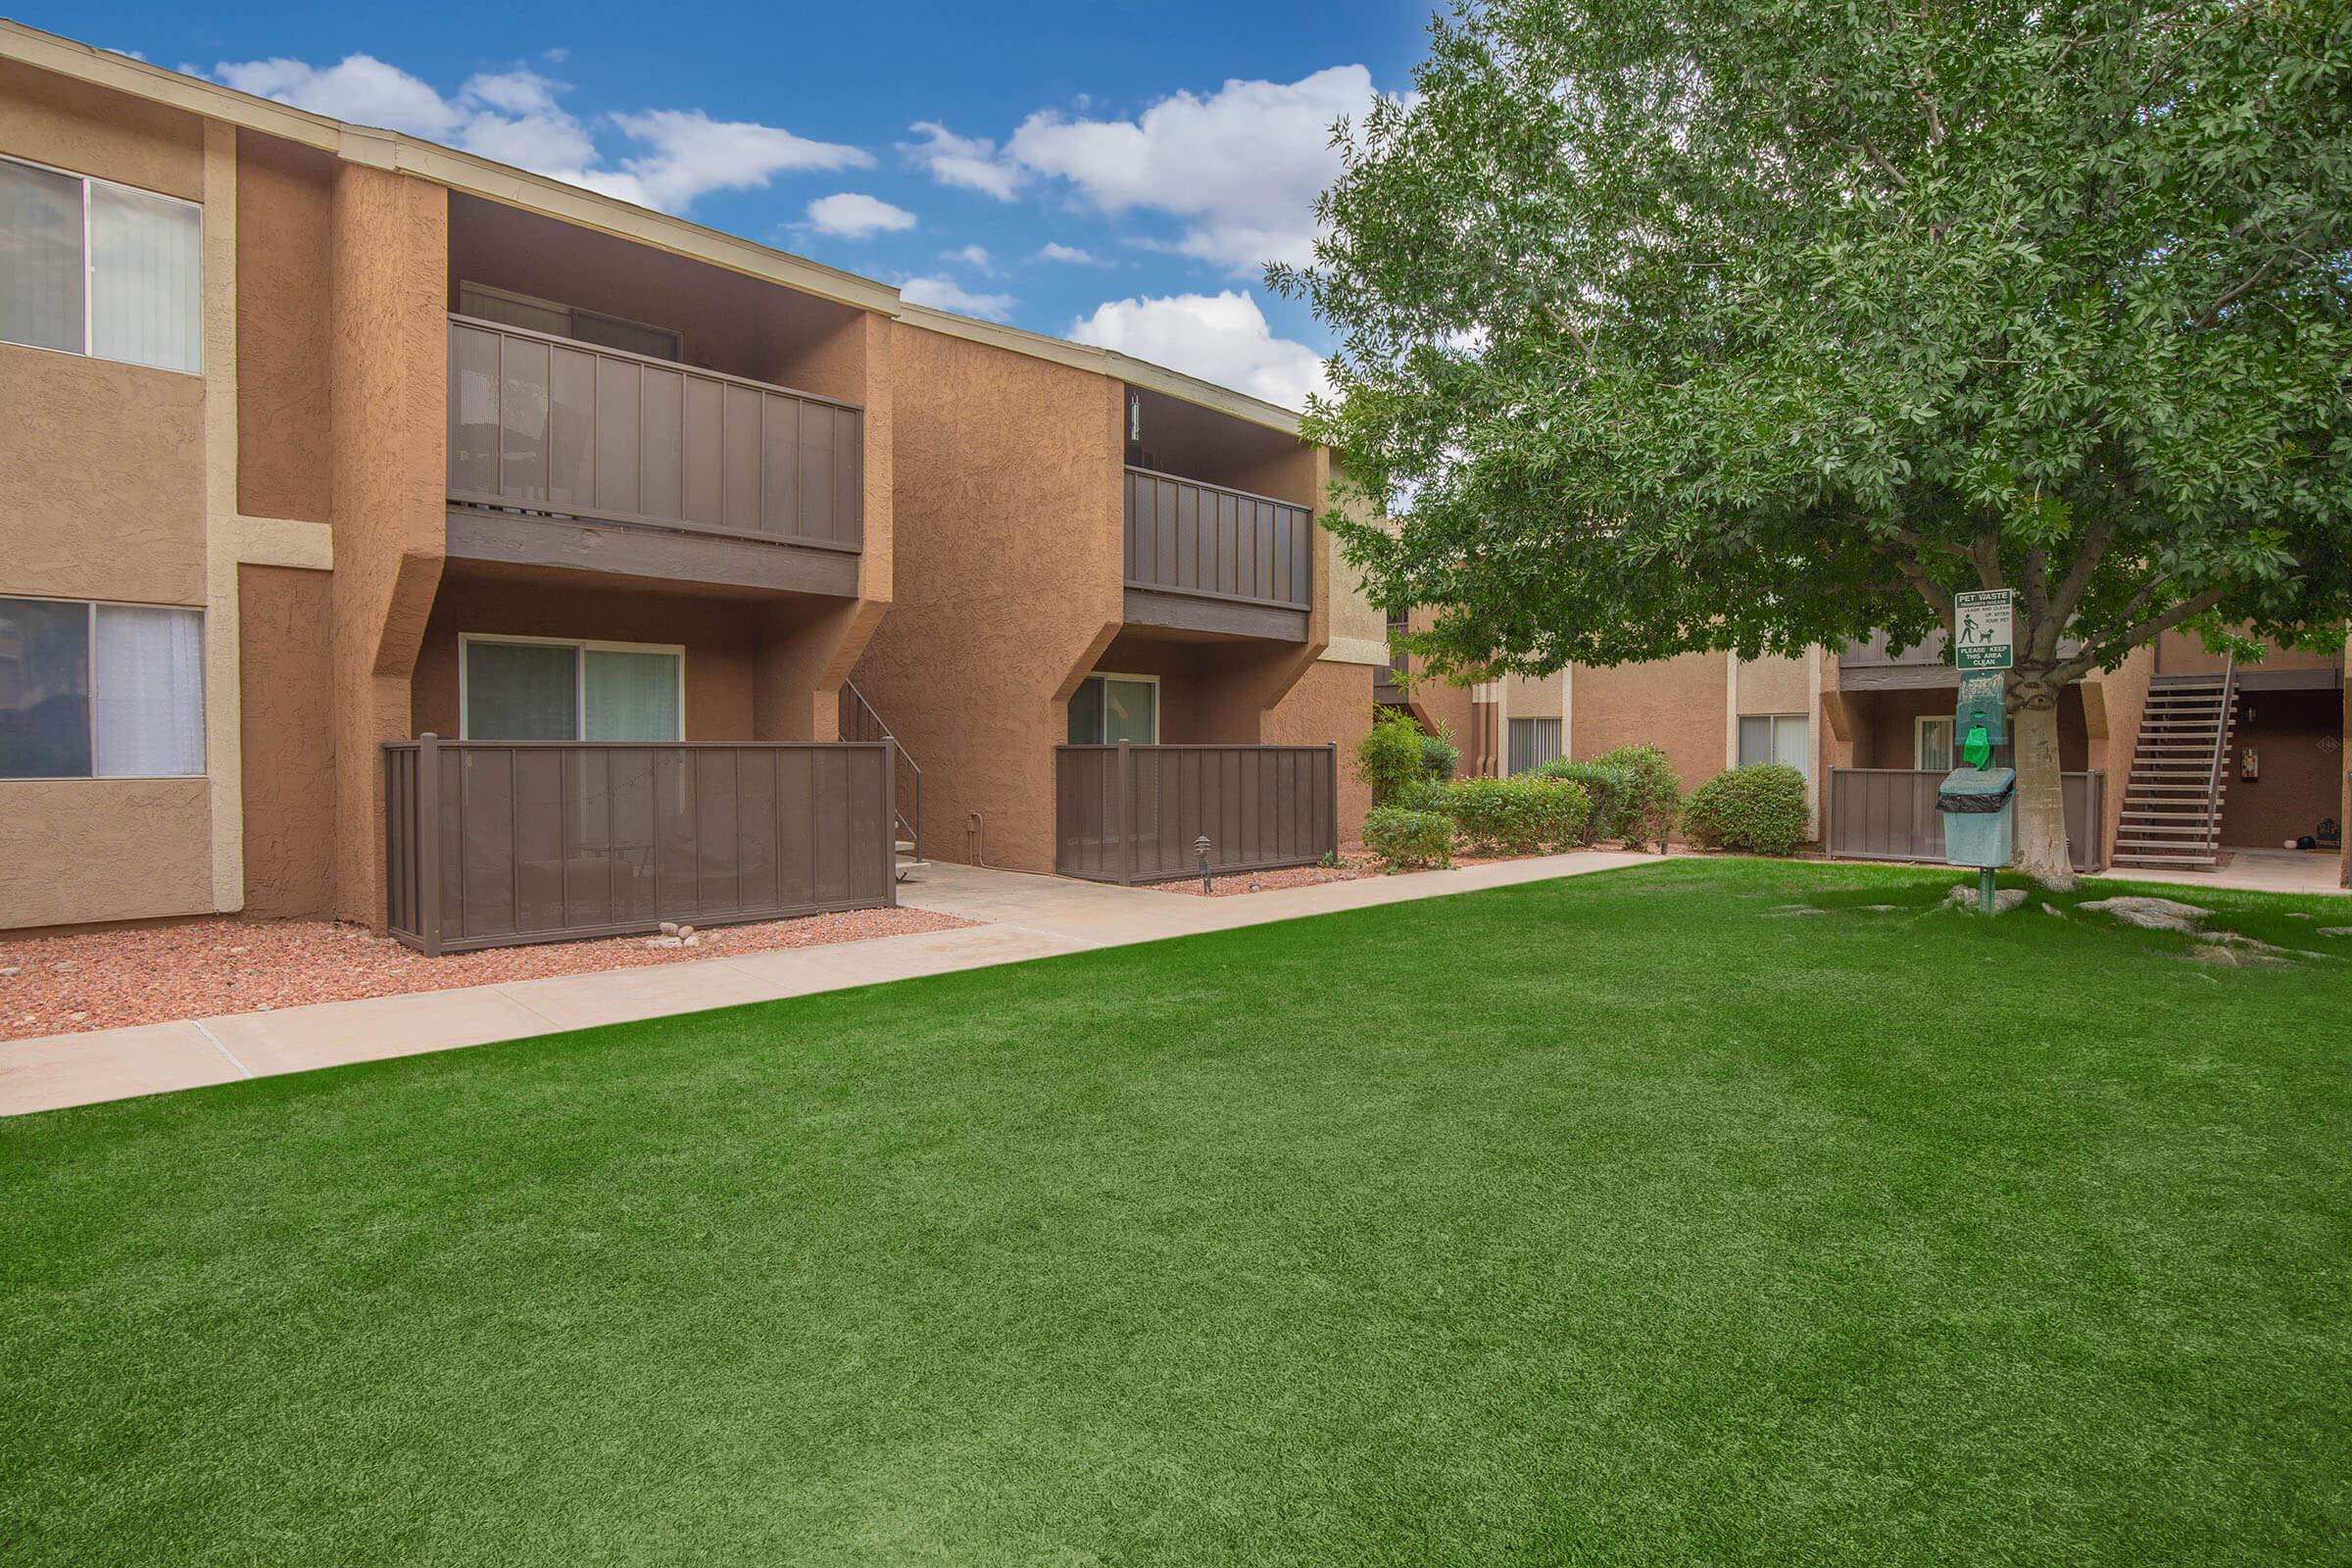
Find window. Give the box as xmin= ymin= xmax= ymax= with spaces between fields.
xmin=0 ymin=157 xmax=201 ymax=373
xmin=460 ymin=636 xmax=683 ymax=742
xmin=1916 ymin=715 xmax=1955 ymax=772
xmin=1067 ymin=673 xmax=1158 ymax=744
xmin=457 ymin=282 xmax=682 ymax=362
xmin=1737 ymin=713 xmax=1810 ymax=778
xmin=0 ymin=598 xmax=205 ymax=778
xmin=1508 ymin=716 xmax=1562 ymax=774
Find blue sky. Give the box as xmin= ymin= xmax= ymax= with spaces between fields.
xmin=38 ymin=0 xmax=1436 ymax=408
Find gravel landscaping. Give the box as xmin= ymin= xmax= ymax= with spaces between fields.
xmin=0 ymin=907 xmax=975 ymax=1042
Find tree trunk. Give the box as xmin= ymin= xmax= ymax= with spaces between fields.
xmin=2011 ymin=684 xmax=2077 ymax=890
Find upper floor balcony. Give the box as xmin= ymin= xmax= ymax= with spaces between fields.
xmin=440 ymin=193 xmax=873 ymax=600
xmin=1118 ymin=384 xmax=1317 ymax=642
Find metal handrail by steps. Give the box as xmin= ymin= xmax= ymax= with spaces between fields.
xmin=839 ymin=681 xmax=922 ymax=865
xmin=2200 ymin=656 xmax=2237 ymax=856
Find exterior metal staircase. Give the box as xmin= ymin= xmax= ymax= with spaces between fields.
xmin=838 ymin=681 xmax=926 ymax=881
xmin=2112 ymin=660 xmax=2236 ymax=872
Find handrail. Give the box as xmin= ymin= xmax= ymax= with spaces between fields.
xmin=840 ymin=680 xmax=920 ymax=861
xmin=2202 ymin=655 xmax=2236 ymax=854
xmin=447 ymin=311 xmax=864 ymax=412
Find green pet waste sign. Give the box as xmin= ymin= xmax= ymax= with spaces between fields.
xmin=1953 ymin=590 xmax=2016 ymax=670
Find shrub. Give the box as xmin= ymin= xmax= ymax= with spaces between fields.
xmin=1354 ymin=710 xmax=1428 ymax=805
xmin=1362 ymin=806 xmax=1453 ymax=869
xmin=1680 ymin=764 xmax=1811 ymax=856
xmin=1388 ymin=776 xmax=1452 ymax=816
xmin=1418 ymin=723 xmax=1461 ymax=782
xmin=1526 ymin=759 xmax=1638 ymax=845
xmin=1439 ymin=777 xmax=1592 ymax=856
xmin=1589 ymin=744 xmax=1683 ymax=850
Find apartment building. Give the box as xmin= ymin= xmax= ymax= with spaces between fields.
xmin=0 ymin=24 xmax=1383 ymax=945
xmin=1454 ymin=633 xmax=2348 ymax=882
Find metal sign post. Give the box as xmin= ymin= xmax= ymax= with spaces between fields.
xmin=1941 ymin=593 xmax=2019 ymax=915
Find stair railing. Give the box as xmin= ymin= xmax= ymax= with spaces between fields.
xmin=2200 ymin=656 xmax=2236 ymax=854
xmin=839 ymin=681 xmax=921 ymax=862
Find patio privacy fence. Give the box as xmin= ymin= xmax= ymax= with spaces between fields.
xmin=1055 ymin=742 xmax=1339 ymax=884
xmin=384 ymin=736 xmax=895 ymax=955
xmin=1825 ymin=767 xmax=2104 ymax=872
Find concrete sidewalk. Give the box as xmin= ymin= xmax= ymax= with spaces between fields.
xmin=0 ymin=850 xmax=1664 ymax=1117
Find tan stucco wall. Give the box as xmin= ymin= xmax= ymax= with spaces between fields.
xmin=0 ymin=780 xmax=213 ymax=930
xmin=2086 ymin=642 xmax=2155 ymax=865
xmin=0 ymin=57 xmax=201 ymax=199
xmin=1263 ymin=658 xmax=1376 ymax=845
xmin=1735 ymin=654 xmax=1810 ymax=715
xmin=238 ymin=564 xmax=335 ymax=918
xmin=853 ymin=320 xmax=1126 ymax=874
xmin=2156 ymin=629 xmax=2345 ymax=678
xmin=1572 ymin=653 xmax=1729 ymax=794
xmin=328 ymin=165 xmax=448 ymax=924
xmin=0 ymin=348 xmax=207 ymax=607
xmin=235 ymin=129 xmax=333 ymax=523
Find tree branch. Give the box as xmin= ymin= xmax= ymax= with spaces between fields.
xmin=2050 ymin=585 xmax=2230 ymax=683
xmin=2044 ymin=518 xmax=2118 ymax=627
xmin=1970 ymin=530 xmax=2004 ymax=590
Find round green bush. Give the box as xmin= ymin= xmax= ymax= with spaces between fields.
xmin=1418 ymin=729 xmax=1461 ymax=782
xmin=1525 ymin=759 xmax=1638 ymax=845
xmin=1680 ymin=763 xmax=1811 ymax=856
xmin=1588 ymin=744 xmax=1683 ymax=851
xmin=1362 ymin=806 xmax=1453 ymax=869
xmin=1354 ymin=711 xmax=1429 ymax=805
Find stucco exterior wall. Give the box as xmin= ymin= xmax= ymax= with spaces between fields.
xmin=235 ymin=130 xmax=333 ymax=524
xmin=327 ymin=165 xmax=448 ymax=924
xmin=1735 ymin=655 xmax=1810 ymax=715
xmin=1572 ymin=654 xmax=1729 ymax=793
xmin=237 ymin=564 xmax=335 ymax=918
xmin=854 ymin=321 xmax=1126 ymax=874
xmin=2086 ymin=643 xmax=2154 ymax=863
xmin=1263 ymin=658 xmax=1375 ymax=845
xmin=2156 ymin=629 xmax=2344 ymax=679
xmin=0 ymin=781 xmax=213 ymax=930
xmin=2219 ymin=689 xmax=2342 ymax=849
xmin=0 ymin=58 xmax=201 ymax=199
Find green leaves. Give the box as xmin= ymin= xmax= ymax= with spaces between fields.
xmin=1279 ymin=0 xmax=2352 ymax=682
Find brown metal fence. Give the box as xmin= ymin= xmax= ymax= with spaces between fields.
xmin=1825 ymin=768 xmax=2104 ymax=872
xmin=1123 ymin=467 xmax=1313 ymax=609
xmin=1055 ymin=742 xmax=1338 ymax=884
xmin=384 ymin=736 xmax=895 ymax=955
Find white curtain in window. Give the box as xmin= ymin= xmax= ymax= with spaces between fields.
xmin=89 ymin=183 xmax=201 ymax=374
xmin=1772 ymin=715 xmax=1810 ymax=778
xmin=93 ymin=605 xmax=204 ymax=777
xmin=583 ymin=650 xmax=682 ymax=741
xmin=0 ymin=159 xmax=85 ymax=355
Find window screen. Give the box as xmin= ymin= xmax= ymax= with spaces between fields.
xmin=0 ymin=159 xmax=85 ymax=355
xmin=1067 ymin=675 xmax=1158 ymax=744
xmin=1738 ymin=713 xmax=1810 ymax=778
xmin=1917 ymin=716 xmax=1954 ymax=772
xmin=465 ymin=641 xmax=580 ymax=741
xmin=0 ymin=598 xmax=93 ymax=777
xmin=0 ymin=598 xmax=203 ymax=778
xmin=0 ymin=157 xmax=200 ymax=371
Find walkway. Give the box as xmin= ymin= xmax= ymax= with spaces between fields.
xmin=2090 ymin=847 xmax=2346 ymax=898
xmin=0 ymin=851 xmax=1664 ymax=1117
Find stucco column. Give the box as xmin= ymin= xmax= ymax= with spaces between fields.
xmin=327 ymin=162 xmax=447 ymax=925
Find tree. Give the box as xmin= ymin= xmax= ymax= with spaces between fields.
xmin=1273 ymin=0 xmax=2352 ymax=887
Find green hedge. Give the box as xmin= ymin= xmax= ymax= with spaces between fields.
xmin=1588 ymin=744 xmax=1683 ymax=850
xmin=1440 ymin=777 xmax=1592 ymax=856
xmin=1362 ymin=807 xmax=1453 ymax=869
xmin=1354 ymin=711 xmax=1428 ymax=806
xmin=1525 ymin=759 xmax=1638 ymax=845
xmin=1680 ymin=764 xmax=1810 ymax=856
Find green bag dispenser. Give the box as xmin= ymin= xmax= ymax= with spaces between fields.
xmin=1954 ymin=671 xmax=2007 ymax=770
xmin=1937 ymin=765 xmax=2016 ymax=869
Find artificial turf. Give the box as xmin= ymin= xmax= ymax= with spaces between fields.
xmin=3 ymin=858 xmax=2348 ymax=1565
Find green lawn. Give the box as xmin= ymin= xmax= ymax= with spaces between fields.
xmin=4 ymin=860 xmax=2349 ymax=1565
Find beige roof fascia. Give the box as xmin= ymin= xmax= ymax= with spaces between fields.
xmin=2 ymin=19 xmax=1316 ymax=439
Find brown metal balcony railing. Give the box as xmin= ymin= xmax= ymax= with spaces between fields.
xmin=1123 ymin=467 xmax=1312 ymax=611
xmin=447 ymin=315 xmax=863 ymax=552
xmin=1823 ymin=767 xmax=2103 ymax=872
xmin=383 ymin=736 xmax=895 ymax=955
xmin=1055 ymin=742 xmax=1338 ymax=884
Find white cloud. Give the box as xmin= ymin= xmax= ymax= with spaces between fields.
xmin=1068 ymin=291 xmax=1328 ymax=410
xmin=1034 ymin=242 xmax=1106 ymax=266
xmin=942 ymin=243 xmax=994 ymax=271
xmin=1005 ymin=66 xmax=1370 ymax=271
xmin=806 ymin=192 xmax=918 ymax=238
xmin=901 ymin=275 xmax=1017 ymax=321
xmin=901 ymin=121 xmax=1024 ymax=201
xmin=210 ymin=54 xmax=867 ymax=216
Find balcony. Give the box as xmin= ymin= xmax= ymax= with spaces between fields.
xmin=1123 ymin=467 xmax=1312 ymax=641
xmin=445 ymin=315 xmax=863 ymax=597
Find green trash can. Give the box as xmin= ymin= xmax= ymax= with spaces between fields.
xmin=1937 ymin=765 xmax=2016 ymax=868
